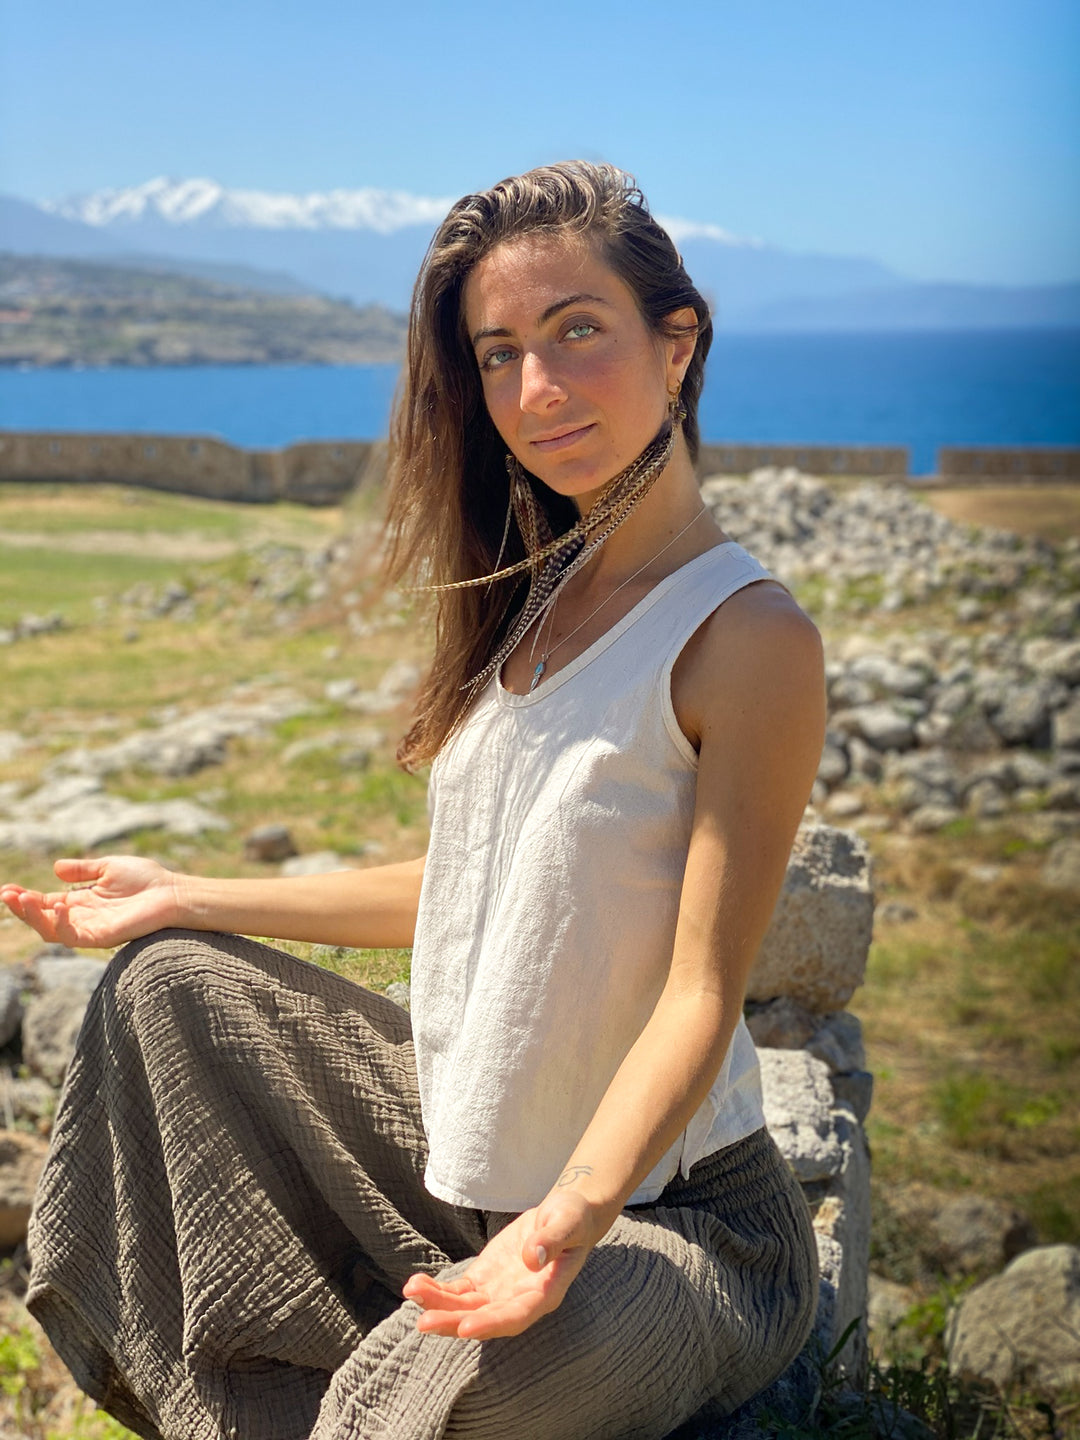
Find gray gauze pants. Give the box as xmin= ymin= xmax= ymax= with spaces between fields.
xmin=27 ymin=930 xmax=818 ymax=1440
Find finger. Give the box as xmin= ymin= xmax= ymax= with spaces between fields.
xmin=403 ymin=1277 xmax=485 ymax=1310
xmin=54 ymin=857 xmax=108 ymax=884
xmin=455 ymin=1295 xmax=542 ymax=1341
xmin=403 ymin=1270 xmax=476 ymax=1297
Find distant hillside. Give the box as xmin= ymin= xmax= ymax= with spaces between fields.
xmin=0 ymin=254 xmax=407 ymax=367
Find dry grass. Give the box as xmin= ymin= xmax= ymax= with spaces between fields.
xmin=918 ymin=483 xmax=1080 ymax=543
xmin=861 ymin=829 xmax=1080 ymax=1247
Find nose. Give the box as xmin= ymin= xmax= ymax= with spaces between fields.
xmin=518 ymin=349 xmax=567 ymax=414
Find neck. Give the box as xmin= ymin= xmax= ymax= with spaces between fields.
xmin=572 ymin=433 xmax=719 ymax=587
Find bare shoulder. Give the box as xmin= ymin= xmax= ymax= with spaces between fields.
xmin=671 ymin=579 xmax=825 ymax=751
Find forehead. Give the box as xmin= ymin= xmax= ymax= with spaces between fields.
xmin=462 ymin=233 xmax=634 ymax=332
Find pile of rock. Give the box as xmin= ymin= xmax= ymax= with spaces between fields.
xmin=696 ymin=469 xmax=1080 ymax=861
xmin=812 ymin=633 xmax=1080 ymax=845
xmin=0 ymin=612 xmax=68 ymax=646
xmin=0 ymin=688 xmax=310 ymax=854
xmin=701 ymin=468 xmax=1078 ymax=626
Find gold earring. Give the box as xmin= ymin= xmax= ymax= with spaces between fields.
xmin=667 ymin=380 xmax=686 ymax=425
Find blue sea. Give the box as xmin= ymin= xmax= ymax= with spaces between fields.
xmin=1 ymin=331 xmax=1077 ymax=476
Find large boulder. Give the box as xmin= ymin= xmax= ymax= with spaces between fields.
xmin=748 ymin=826 xmax=873 ymax=1011
xmin=0 ymin=969 xmax=23 ymax=1048
xmin=22 ymin=986 xmax=91 ymax=1085
xmin=759 ymin=1049 xmax=844 ymax=1184
xmin=0 ymin=1131 xmax=49 ymax=1249
xmin=35 ymin=953 xmax=108 ymax=997
xmin=946 ymin=1245 xmax=1080 ymax=1394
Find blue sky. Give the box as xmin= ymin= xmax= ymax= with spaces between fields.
xmin=2 ymin=0 xmax=1078 ymax=285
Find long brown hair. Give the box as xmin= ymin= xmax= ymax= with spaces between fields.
xmin=386 ymin=161 xmax=713 ymax=771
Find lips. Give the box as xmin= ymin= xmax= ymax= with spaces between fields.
xmin=528 ymin=423 xmax=596 ymax=453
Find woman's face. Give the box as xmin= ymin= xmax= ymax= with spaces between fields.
xmin=462 ymin=233 xmax=693 ymax=509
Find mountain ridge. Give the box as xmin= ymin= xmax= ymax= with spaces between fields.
xmin=3 ymin=181 xmax=1077 ymax=332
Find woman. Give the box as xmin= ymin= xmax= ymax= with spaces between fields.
xmin=1 ymin=161 xmax=826 ymax=1440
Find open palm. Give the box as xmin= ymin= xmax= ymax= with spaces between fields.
xmin=402 ymin=1191 xmax=597 ymax=1340
xmin=0 ymin=856 xmax=182 ymax=950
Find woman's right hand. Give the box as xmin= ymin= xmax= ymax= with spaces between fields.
xmin=0 ymin=856 xmax=186 ymax=950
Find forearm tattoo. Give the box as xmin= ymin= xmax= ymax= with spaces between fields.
xmin=555 ymin=1164 xmax=594 ymax=1187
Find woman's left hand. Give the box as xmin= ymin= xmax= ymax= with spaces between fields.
xmin=402 ymin=1190 xmax=601 ymax=1340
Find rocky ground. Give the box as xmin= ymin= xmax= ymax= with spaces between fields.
xmin=0 ymin=470 xmax=1077 ymax=1437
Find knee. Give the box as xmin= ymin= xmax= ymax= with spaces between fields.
xmin=107 ymin=927 xmax=235 ymax=1010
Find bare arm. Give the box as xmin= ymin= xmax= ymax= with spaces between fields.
xmin=406 ymin=583 xmax=826 ymax=1339
xmin=549 ymin=588 xmax=825 ymax=1234
xmin=1 ymin=853 xmax=425 ymax=952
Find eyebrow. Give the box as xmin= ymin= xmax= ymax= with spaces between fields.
xmin=470 ymin=293 xmax=612 ymax=348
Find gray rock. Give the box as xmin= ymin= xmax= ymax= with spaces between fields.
xmin=841 ymin=703 xmax=916 ymax=752
xmin=829 ymin=674 xmax=875 ymax=708
xmin=809 ymin=1105 xmax=872 ymax=1382
xmin=0 ymin=1131 xmax=49 ymax=1248
xmin=868 ymin=1273 xmax=918 ymax=1353
xmin=824 ymin=791 xmax=864 ymax=819
xmin=830 ymin=1070 xmax=874 ymax=1122
xmin=965 ymin=778 xmax=1008 ymax=818
xmin=383 ymin=982 xmax=411 ymax=1011
xmin=846 ymin=736 xmax=883 ymax=782
xmin=1042 ymin=837 xmax=1080 ymax=891
xmin=931 ymin=680 xmax=974 ymax=716
xmin=877 ymin=900 xmax=918 ymax=924
xmin=848 ymin=655 xmax=930 ymax=698
xmin=0 ymin=732 xmax=26 ymax=764
xmin=22 ymin=986 xmax=91 ymax=1085
xmin=948 ymin=711 xmax=1005 ymax=752
xmin=759 ymin=1049 xmax=844 ymax=1182
xmin=34 ymin=955 xmax=107 ymax=997
xmin=748 ymin=825 xmax=874 ymax=1012
xmin=946 ymin=1245 xmax=1080 ymax=1394
xmin=0 ymin=972 xmax=22 ymax=1049
xmin=0 ymin=777 xmax=227 ymax=852
xmin=46 ymin=692 xmax=311 ymax=780
xmin=1047 ymin=777 xmax=1080 ymax=810
xmin=909 ymin=804 xmax=961 ymax=833
xmin=325 ymin=678 xmax=359 ymax=703
xmin=816 ymin=743 xmax=849 ymax=787
xmin=244 ymin=823 xmax=297 ymax=863
xmin=991 ymin=686 xmax=1053 ymax=746
xmin=1022 ymin=638 xmax=1080 ymax=685
xmin=806 ymin=1012 xmax=866 ymax=1074
xmin=280 ymin=851 xmax=352 ymax=877
xmin=1054 ymin=696 xmax=1080 ymax=750
xmin=932 ymin=1194 xmax=1037 ymax=1277
xmin=0 ymin=1073 xmax=57 ymax=1128
xmin=745 ymin=996 xmax=818 ymax=1050
xmin=345 ymin=661 xmax=422 ymax=715
xmin=888 ymin=747 xmax=959 ymax=794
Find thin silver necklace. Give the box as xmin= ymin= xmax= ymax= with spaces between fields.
xmin=526 ymin=507 xmax=708 ymax=693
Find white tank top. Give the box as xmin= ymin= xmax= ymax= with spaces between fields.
xmin=411 ymin=541 xmax=771 ymax=1211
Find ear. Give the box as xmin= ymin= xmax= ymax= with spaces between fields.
xmin=663 ymin=306 xmax=698 ymax=385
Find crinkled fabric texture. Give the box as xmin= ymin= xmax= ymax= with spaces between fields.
xmin=27 ymin=930 xmax=817 ymax=1440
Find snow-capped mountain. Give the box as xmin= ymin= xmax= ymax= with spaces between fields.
xmin=6 ymin=178 xmax=1077 ymax=329
xmin=42 ymin=176 xmax=457 ymax=235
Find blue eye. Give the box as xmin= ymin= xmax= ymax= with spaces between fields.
xmin=566 ymin=323 xmax=595 ymax=340
xmin=481 ymin=347 xmax=515 ymax=371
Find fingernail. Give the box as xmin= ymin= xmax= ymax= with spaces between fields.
xmin=536 ymin=1245 xmax=547 ymax=1267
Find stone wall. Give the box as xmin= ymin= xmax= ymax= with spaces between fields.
xmin=0 ymin=431 xmax=373 ymax=506
xmin=937 ymin=447 xmax=1080 ymax=484
xmin=5 ymin=431 xmax=1076 ymax=506
xmin=696 ymin=443 xmax=908 ymax=479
